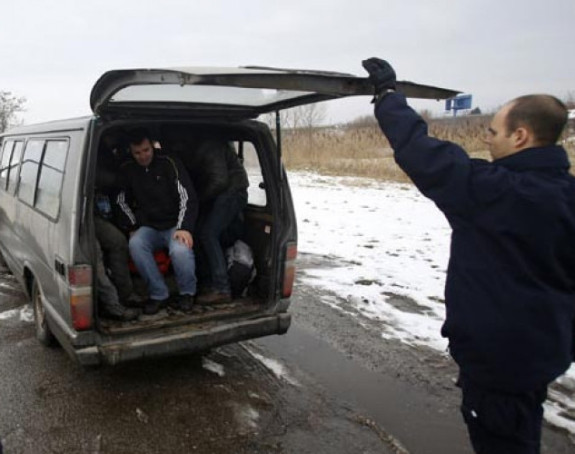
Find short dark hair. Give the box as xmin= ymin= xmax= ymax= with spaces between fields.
xmin=127 ymin=127 xmax=152 ymax=147
xmin=505 ymin=95 xmax=568 ymax=145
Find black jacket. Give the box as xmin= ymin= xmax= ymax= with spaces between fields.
xmin=177 ymin=140 xmax=249 ymax=206
xmin=375 ymin=93 xmax=575 ymax=392
xmin=117 ymin=153 xmax=198 ymax=233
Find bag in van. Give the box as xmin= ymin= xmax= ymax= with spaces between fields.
xmin=226 ymin=240 xmax=255 ymax=298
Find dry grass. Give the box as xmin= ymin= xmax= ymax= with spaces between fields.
xmin=282 ymin=115 xmax=575 ymax=182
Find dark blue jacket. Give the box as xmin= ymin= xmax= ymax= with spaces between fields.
xmin=375 ymin=93 xmax=575 ymax=392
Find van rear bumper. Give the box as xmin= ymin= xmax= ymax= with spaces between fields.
xmin=74 ymin=313 xmax=291 ymax=366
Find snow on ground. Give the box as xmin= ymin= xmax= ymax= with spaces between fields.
xmin=244 ymin=347 xmax=300 ymax=387
xmin=0 ymin=305 xmax=33 ymax=322
xmin=289 ymin=170 xmax=575 ymax=436
xmin=202 ymin=357 xmax=226 ymax=377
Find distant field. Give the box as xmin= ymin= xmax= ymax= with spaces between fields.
xmin=282 ymin=115 xmax=575 ymax=182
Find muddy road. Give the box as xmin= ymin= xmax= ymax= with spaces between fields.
xmin=0 ymin=253 xmax=573 ymax=454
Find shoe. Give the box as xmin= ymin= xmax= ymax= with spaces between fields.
xmin=143 ymin=298 xmax=169 ymax=315
xmin=122 ymin=293 xmax=146 ymax=308
xmin=168 ymin=294 xmax=195 ymax=313
xmin=100 ymin=304 xmax=140 ymax=322
xmin=178 ymin=294 xmax=195 ymax=313
xmin=196 ymin=291 xmax=232 ymax=305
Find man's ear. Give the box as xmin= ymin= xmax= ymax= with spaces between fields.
xmin=512 ymin=127 xmax=531 ymax=149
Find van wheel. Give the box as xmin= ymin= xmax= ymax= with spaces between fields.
xmin=32 ymin=281 xmax=57 ymax=347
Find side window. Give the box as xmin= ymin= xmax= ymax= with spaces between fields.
xmin=7 ymin=141 xmax=24 ymax=194
xmin=18 ymin=140 xmax=44 ymax=206
xmin=36 ymin=140 xmax=68 ymax=218
xmin=237 ymin=141 xmax=267 ymax=207
xmin=0 ymin=140 xmax=14 ymax=190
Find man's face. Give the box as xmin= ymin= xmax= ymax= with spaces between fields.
xmin=485 ymin=104 xmax=515 ymax=160
xmin=130 ymin=138 xmax=154 ymax=167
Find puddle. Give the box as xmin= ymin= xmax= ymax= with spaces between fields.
xmin=257 ymin=324 xmax=472 ymax=454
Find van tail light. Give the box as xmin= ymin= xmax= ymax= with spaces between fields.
xmin=68 ymin=264 xmax=93 ymax=330
xmin=282 ymin=242 xmax=297 ymax=298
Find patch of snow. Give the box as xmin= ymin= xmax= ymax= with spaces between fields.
xmin=202 ymin=357 xmax=225 ymax=377
xmin=0 ymin=308 xmax=19 ymax=320
xmin=135 ymin=408 xmax=149 ymax=424
xmin=245 ymin=347 xmax=300 ymax=387
xmin=0 ymin=305 xmax=36 ymax=323
xmin=19 ymin=305 xmax=34 ymax=323
xmin=231 ymin=402 xmax=259 ymax=432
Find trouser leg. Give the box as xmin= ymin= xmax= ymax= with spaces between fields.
xmin=165 ymin=228 xmax=197 ymax=296
xmin=129 ymin=227 xmax=169 ymax=300
xmin=95 ymin=240 xmax=122 ymax=309
xmin=459 ymin=374 xmax=546 ymax=454
xmin=198 ymin=189 xmax=247 ymax=293
xmin=94 ymin=216 xmax=134 ymax=300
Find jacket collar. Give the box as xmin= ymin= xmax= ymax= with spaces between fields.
xmin=495 ymin=145 xmax=570 ymax=171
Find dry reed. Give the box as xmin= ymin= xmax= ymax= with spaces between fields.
xmin=282 ymin=115 xmax=575 ymax=182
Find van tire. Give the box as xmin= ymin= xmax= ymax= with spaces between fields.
xmin=32 ymin=280 xmax=57 ymax=347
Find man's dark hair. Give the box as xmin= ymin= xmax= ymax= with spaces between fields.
xmin=127 ymin=127 xmax=152 ymax=146
xmin=505 ymin=95 xmax=568 ymax=145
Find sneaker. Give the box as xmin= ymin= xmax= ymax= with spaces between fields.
xmin=100 ymin=304 xmax=140 ymax=322
xmin=196 ymin=291 xmax=232 ymax=305
xmin=143 ymin=298 xmax=169 ymax=315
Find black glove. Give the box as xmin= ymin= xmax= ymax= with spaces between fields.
xmin=362 ymin=58 xmax=396 ymax=99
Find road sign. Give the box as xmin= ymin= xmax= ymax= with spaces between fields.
xmin=446 ymin=94 xmax=472 ymax=116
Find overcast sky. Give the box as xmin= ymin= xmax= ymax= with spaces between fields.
xmin=1 ymin=0 xmax=573 ymax=125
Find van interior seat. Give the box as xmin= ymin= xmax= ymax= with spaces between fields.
xmin=128 ymin=249 xmax=171 ymax=275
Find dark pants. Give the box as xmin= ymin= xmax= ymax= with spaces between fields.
xmin=196 ymin=188 xmax=247 ymax=293
xmin=459 ymin=375 xmax=547 ymax=454
xmin=94 ymin=216 xmax=133 ymax=300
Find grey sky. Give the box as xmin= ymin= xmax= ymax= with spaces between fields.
xmin=1 ymin=0 xmax=573 ymax=125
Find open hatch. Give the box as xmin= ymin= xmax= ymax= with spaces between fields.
xmin=90 ymin=65 xmax=460 ymax=119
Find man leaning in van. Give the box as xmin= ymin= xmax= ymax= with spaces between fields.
xmin=117 ymin=128 xmax=199 ymax=315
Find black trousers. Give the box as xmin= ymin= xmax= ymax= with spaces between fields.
xmin=458 ymin=375 xmax=547 ymax=454
xmin=94 ymin=216 xmax=134 ymax=300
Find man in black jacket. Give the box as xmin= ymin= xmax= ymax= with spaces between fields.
xmin=117 ymin=128 xmax=199 ymax=315
xmin=363 ymin=58 xmax=575 ymax=454
xmin=166 ymin=134 xmax=249 ymax=305
xmin=190 ymin=139 xmax=249 ymax=304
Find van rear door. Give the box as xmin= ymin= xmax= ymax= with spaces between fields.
xmin=90 ymin=66 xmax=459 ymax=119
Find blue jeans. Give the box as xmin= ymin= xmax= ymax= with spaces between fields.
xmin=197 ymin=188 xmax=247 ymax=293
xmin=129 ymin=226 xmax=196 ymax=300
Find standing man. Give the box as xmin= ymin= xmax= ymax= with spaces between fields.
xmin=117 ymin=128 xmax=198 ymax=315
xmin=179 ymin=139 xmax=249 ymax=305
xmin=362 ymin=58 xmax=575 ymax=454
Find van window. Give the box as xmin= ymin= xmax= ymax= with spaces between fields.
xmin=36 ymin=140 xmax=68 ymax=218
xmin=18 ymin=139 xmax=69 ymax=218
xmin=18 ymin=139 xmax=44 ymax=205
xmin=0 ymin=139 xmax=14 ymax=190
xmin=239 ymin=141 xmax=267 ymax=207
xmin=7 ymin=141 xmax=24 ymax=194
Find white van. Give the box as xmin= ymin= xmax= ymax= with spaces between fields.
xmin=0 ymin=66 xmax=457 ymax=365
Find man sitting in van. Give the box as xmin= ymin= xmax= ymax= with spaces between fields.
xmin=117 ymin=128 xmax=199 ymax=315
xmin=95 ymin=132 xmax=144 ymax=318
